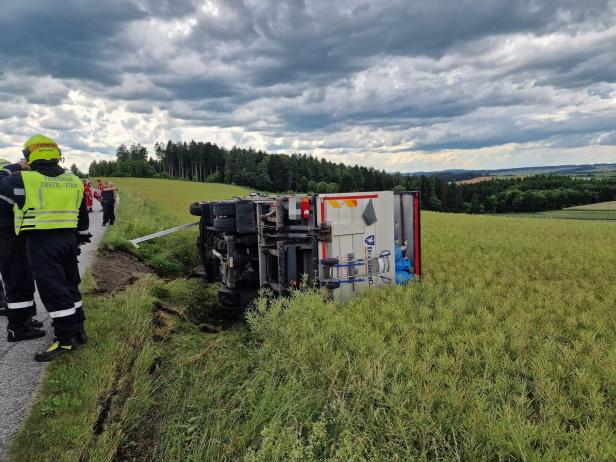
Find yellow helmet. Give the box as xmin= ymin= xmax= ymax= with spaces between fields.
xmin=23 ymin=134 xmax=62 ymax=163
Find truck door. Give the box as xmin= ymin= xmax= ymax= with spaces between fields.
xmin=316 ymin=191 xmax=395 ymax=301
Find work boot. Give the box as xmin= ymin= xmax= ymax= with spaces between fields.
xmin=34 ymin=339 xmax=74 ymax=362
xmin=26 ymin=317 xmax=44 ymax=329
xmin=7 ymin=325 xmax=46 ymax=342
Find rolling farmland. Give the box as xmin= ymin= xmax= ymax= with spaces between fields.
xmin=506 ymin=200 xmax=616 ymax=220
xmin=566 ymin=200 xmax=616 ymax=211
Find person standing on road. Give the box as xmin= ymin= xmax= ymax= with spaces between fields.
xmin=0 ymin=157 xmax=45 ymax=341
xmin=101 ymin=181 xmax=117 ymax=226
xmin=94 ymin=178 xmax=103 ymax=203
xmin=0 ymin=136 xmax=91 ymax=361
xmin=83 ymin=179 xmax=94 ymax=213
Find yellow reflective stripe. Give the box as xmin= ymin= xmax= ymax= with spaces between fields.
xmin=24 ymin=210 xmax=79 ymax=215
xmin=328 ymin=200 xmax=342 ymax=208
xmin=22 ymin=219 xmax=77 ymax=224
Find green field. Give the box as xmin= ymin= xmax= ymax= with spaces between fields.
xmin=13 ymin=179 xmax=616 ymax=461
xmin=505 ymin=209 xmax=616 ymax=220
xmin=565 ymin=200 xmax=616 ymax=211
xmin=104 ymin=177 xmax=250 ymax=220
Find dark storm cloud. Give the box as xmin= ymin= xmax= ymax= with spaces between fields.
xmin=0 ymin=0 xmax=615 ymax=164
xmin=0 ymin=1 xmax=146 ymax=85
xmin=181 ymin=0 xmax=615 ymax=87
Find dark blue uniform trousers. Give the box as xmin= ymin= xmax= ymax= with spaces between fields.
xmin=0 ymin=228 xmax=36 ymax=329
xmin=24 ymin=230 xmax=85 ymax=342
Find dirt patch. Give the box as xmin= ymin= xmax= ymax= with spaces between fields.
xmin=90 ymin=250 xmax=155 ymax=295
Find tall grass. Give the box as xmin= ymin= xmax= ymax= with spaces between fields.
xmin=10 ymin=278 xmax=159 ymax=462
xmin=151 ymin=213 xmax=616 ymax=461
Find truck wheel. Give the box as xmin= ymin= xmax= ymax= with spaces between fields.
xmin=213 ymin=216 xmax=236 ymax=232
xmin=189 ymin=202 xmax=202 ymax=217
xmin=213 ymin=202 xmax=236 ymax=217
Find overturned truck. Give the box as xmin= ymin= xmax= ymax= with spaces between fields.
xmin=189 ymin=191 xmax=421 ymax=312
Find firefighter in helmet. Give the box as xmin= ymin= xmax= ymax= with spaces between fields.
xmin=0 ymin=157 xmax=44 ymax=338
xmin=0 ymin=136 xmax=91 ymax=361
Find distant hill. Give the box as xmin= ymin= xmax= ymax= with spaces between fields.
xmin=404 ymin=163 xmax=616 ymax=182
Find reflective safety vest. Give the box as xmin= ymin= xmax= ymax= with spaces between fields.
xmin=14 ymin=171 xmax=83 ymax=234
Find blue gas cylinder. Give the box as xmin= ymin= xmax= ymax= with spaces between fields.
xmin=395 ymin=257 xmax=411 ymax=272
xmin=394 ymin=245 xmax=403 ymax=261
xmin=395 ymin=270 xmax=412 ymax=285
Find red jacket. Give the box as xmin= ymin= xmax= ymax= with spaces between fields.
xmin=83 ymin=182 xmax=93 ymax=209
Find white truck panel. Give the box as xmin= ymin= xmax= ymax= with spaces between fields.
xmin=317 ymin=191 xmax=395 ymax=301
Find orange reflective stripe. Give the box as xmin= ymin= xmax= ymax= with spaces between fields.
xmin=26 ymin=143 xmax=59 ymax=153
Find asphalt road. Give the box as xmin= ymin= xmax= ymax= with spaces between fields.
xmin=0 ymin=204 xmax=107 ymax=460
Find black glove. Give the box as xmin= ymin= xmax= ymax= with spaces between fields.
xmin=78 ymin=232 xmax=92 ymax=245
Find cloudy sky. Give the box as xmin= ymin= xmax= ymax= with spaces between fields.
xmin=1 ymin=0 xmax=615 ymax=172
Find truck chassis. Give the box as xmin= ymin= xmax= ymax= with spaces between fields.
xmin=189 ymin=191 xmax=421 ymax=312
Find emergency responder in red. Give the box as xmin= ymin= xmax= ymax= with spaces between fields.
xmin=101 ymin=181 xmax=117 ymax=226
xmin=94 ymin=179 xmax=103 ymax=202
xmin=0 ymin=158 xmax=45 ymax=340
xmin=82 ymin=179 xmax=94 ymax=212
xmin=0 ymin=136 xmax=91 ymax=361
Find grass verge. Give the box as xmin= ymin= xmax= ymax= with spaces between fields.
xmin=10 ymin=187 xmax=225 ymax=461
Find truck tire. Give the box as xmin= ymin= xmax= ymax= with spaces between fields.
xmin=213 ymin=216 xmax=236 ymax=232
xmin=189 ymin=202 xmax=202 ymax=217
xmin=213 ymin=202 xmax=236 ymax=217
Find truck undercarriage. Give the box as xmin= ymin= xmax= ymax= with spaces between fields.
xmin=189 ymin=191 xmax=421 ymax=313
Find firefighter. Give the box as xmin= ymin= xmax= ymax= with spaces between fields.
xmin=0 ymin=136 xmax=91 ymax=361
xmin=101 ymin=181 xmax=117 ymax=226
xmin=0 ymin=157 xmax=44 ymax=339
xmin=93 ymin=178 xmax=103 ymax=203
xmin=82 ymin=179 xmax=94 ymax=212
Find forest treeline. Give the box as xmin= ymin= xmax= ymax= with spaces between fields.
xmin=88 ymin=141 xmax=616 ymax=214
